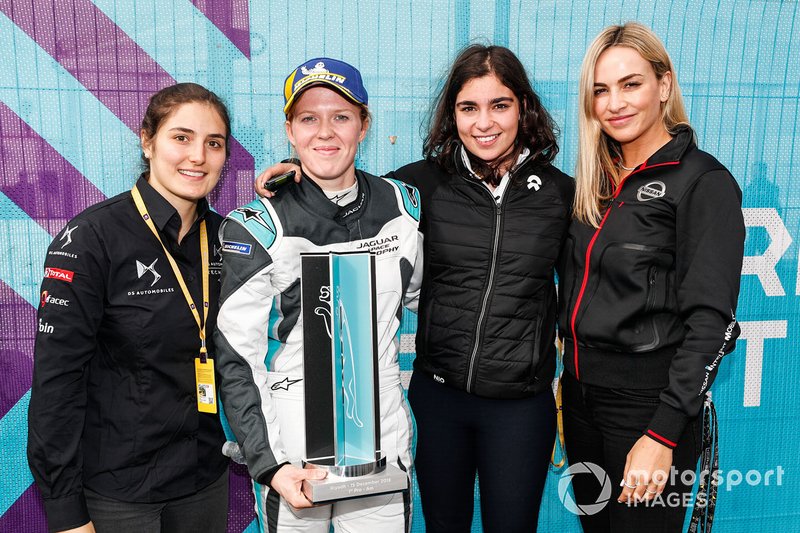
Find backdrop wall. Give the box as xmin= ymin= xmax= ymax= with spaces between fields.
xmin=0 ymin=1 xmax=797 ymax=532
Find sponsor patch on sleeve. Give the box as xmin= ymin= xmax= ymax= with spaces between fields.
xmin=222 ymin=240 xmax=253 ymax=256
xmin=44 ymin=267 xmax=75 ymax=283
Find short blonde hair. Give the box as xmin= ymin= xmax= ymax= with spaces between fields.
xmin=574 ymin=22 xmax=691 ymax=227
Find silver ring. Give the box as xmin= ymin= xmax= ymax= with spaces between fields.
xmin=645 ymin=488 xmax=658 ymax=494
xmin=623 ymin=481 xmax=637 ymax=489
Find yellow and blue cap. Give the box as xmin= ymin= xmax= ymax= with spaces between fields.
xmin=283 ymin=57 xmax=368 ymax=114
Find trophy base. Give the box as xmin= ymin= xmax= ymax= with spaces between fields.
xmin=301 ymin=462 xmax=409 ymax=503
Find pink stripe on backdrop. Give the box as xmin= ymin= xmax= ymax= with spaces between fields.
xmin=0 ymin=0 xmax=254 ymax=217
xmin=0 ymin=0 xmax=173 ymax=131
xmin=191 ymin=0 xmax=251 ymax=58
xmin=0 ymin=483 xmax=47 ymax=533
xmin=0 ymin=102 xmax=106 ymax=230
xmin=228 ymin=462 xmax=257 ymax=532
xmin=0 ymin=281 xmax=35 ymax=419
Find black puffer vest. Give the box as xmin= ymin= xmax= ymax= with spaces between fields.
xmin=390 ymin=151 xmax=574 ymax=398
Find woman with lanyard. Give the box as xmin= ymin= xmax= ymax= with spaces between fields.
xmin=557 ymin=22 xmax=745 ymax=532
xmin=28 ymin=83 xmax=231 ymax=533
xmin=255 ymin=45 xmax=574 ymax=532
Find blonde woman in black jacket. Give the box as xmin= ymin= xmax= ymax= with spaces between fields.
xmin=558 ymin=22 xmax=745 ymax=532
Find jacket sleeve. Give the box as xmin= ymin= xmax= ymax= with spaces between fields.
xmin=404 ymin=231 xmax=424 ymax=313
xmin=213 ymin=219 xmax=289 ymax=483
xmin=27 ymin=219 xmax=106 ymax=532
xmin=646 ymin=169 xmax=744 ymax=448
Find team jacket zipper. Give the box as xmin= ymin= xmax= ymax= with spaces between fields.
xmin=569 ymin=160 xmax=679 ymax=380
xmin=465 ymin=182 xmax=508 ymax=393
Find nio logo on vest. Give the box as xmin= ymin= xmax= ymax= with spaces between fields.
xmin=433 ymin=374 xmax=445 ymax=384
xmin=637 ymin=181 xmax=666 ymax=202
xmin=527 ymin=174 xmax=542 ymax=191
xmin=356 ymin=235 xmax=399 ymax=255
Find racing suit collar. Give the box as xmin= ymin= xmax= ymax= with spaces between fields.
xmin=292 ymin=169 xmax=370 ymax=226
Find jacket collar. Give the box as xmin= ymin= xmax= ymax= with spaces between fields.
xmin=636 ymin=125 xmax=695 ymax=169
xmin=452 ymin=143 xmax=537 ymax=184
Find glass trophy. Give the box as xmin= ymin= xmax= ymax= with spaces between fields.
xmin=300 ymin=252 xmax=408 ymax=503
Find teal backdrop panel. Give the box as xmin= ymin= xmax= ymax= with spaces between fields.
xmin=0 ymin=1 xmax=797 ymax=532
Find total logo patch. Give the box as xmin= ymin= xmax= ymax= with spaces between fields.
xmin=222 ymin=241 xmax=253 ymax=256
xmin=44 ymin=267 xmax=74 ymax=283
xmin=40 ymin=290 xmax=70 ymax=307
xmin=636 ymin=181 xmax=666 ymax=202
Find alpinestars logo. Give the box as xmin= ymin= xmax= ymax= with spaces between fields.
xmin=136 ymin=259 xmax=161 ymax=286
xmin=527 ymin=174 xmax=542 ymax=191
xmin=59 ymin=224 xmax=77 ymax=248
xmin=637 ymin=181 xmax=666 ymax=201
xmin=270 ymin=377 xmax=303 ymax=391
xmin=236 ymin=207 xmax=275 ymax=234
xmin=402 ymin=183 xmax=419 ymax=208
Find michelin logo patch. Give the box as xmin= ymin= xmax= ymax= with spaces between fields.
xmin=222 ymin=241 xmax=253 ymax=256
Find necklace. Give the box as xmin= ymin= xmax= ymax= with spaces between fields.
xmin=618 ymin=161 xmax=639 ymax=171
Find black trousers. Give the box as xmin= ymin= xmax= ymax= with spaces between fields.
xmin=408 ymin=371 xmax=555 ymax=533
xmin=561 ymin=371 xmax=702 ymax=532
xmin=84 ymin=467 xmax=229 ymax=533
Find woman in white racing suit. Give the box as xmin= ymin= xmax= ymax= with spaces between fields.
xmin=214 ymin=57 xmax=422 ymax=533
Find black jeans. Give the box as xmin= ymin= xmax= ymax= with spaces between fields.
xmin=84 ymin=467 xmax=229 ymax=533
xmin=562 ymin=371 xmax=701 ymax=532
xmin=408 ymin=371 xmax=555 ymax=533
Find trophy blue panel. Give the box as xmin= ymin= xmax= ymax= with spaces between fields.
xmin=332 ymin=253 xmax=378 ymax=465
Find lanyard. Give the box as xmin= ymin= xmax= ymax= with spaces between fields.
xmin=131 ymin=185 xmax=210 ymax=361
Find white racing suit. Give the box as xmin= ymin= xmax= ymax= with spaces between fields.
xmin=214 ymin=170 xmax=422 ymax=532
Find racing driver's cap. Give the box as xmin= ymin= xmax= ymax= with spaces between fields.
xmin=283 ymin=57 xmax=368 ymax=114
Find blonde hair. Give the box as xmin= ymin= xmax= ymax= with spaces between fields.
xmin=574 ymin=22 xmax=691 ymax=227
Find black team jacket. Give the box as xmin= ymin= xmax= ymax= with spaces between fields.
xmin=558 ymin=126 xmax=745 ymax=449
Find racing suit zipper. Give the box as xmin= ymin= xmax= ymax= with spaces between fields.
xmin=466 ymin=191 xmax=505 ymax=393
xmin=569 ymin=160 xmax=679 ymax=380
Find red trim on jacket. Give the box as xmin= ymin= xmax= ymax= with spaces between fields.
xmin=647 ymin=429 xmax=678 ymax=448
xmin=569 ymin=159 xmax=680 ymax=379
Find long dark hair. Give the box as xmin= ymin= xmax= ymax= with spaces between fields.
xmin=140 ymin=83 xmax=231 ymax=173
xmin=423 ymin=45 xmax=558 ymax=184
